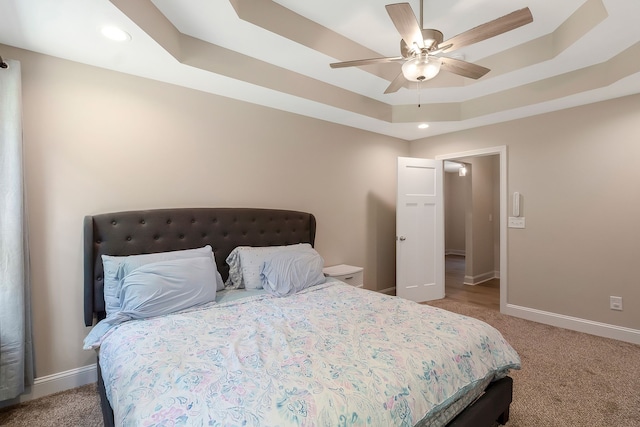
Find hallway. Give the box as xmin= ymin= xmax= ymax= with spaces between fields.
xmin=445 ymin=255 xmax=499 ymax=311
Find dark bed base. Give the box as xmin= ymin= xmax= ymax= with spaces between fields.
xmin=84 ymin=207 xmax=513 ymax=427
xmin=96 ymin=358 xmax=115 ymax=427
xmin=448 ymin=376 xmax=513 ymax=426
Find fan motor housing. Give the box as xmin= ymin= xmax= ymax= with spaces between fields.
xmin=401 ymin=29 xmax=444 ymax=57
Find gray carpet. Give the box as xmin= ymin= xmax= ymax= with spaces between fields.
xmin=427 ymin=300 xmax=640 ymax=427
xmin=0 ymin=382 xmax=101 ymax=427
xmin=1 ymin=300 xmax=638 ymax=426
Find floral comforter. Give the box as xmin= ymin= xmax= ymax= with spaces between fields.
xmin=97 ymin=280 xmax=520 ymax=426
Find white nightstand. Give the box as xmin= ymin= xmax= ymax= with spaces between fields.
xmin=323 ymin=264 xmax=364 ymax=288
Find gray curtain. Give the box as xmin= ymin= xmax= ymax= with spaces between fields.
xmin=0 ymin=59 xmax=34 ymax=401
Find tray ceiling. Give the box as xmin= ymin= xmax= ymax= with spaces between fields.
xmin=1 ymin=0 xmax=639 ymax=140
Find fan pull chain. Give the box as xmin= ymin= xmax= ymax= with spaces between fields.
xmin=417 ymin=81 xmax=421 ymax=107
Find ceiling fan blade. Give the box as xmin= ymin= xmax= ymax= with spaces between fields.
xmin=330 ymin=56 xmax=404 ymax=69
xmin=440 ymin=57 xmax=490 ymax=79
xmin=386 ymin=3 xmax=425 ymax=50
xmin=384 ymin=72 xmax=407 ymax=94
xmin=439 ymin=7 xmax=533 ymax=53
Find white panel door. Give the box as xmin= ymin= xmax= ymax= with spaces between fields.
xmin=396 ymin=157 xmax=444 ymax=302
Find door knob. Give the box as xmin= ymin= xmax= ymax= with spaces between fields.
xmin=398 ymin=236 xmax=406 ymax=241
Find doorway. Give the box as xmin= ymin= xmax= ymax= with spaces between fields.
xmin=436 ymin=146 xmax=507 ymax=312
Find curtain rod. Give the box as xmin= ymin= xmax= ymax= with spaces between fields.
xmin=0 ymin=55 xmax=8 ymax=69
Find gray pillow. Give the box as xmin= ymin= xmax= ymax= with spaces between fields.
xmin=260 ymin=249 xmax=325 ymax=297
xmin=102 ymin=245 xmax=222 ymax=316
xmin=225 ymin=243 xmax=312 ymax=289
xmin=116 ymin=256 xmax=217 ymax=320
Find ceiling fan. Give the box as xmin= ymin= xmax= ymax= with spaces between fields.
xmin=330 ymin=2 xmax=533 ymax=94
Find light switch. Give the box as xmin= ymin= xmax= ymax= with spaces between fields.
xmin=508 ymin=217 xmax=526 ymax=228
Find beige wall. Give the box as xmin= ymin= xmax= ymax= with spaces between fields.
xmin=411 ymin=93 xmax=640 ymax=330
xmin=444 ymin=171 xmax=467 ymax=254
xmin=492 ymin=156 xmax=500 ymax=275
xmin=466 ymin=156 xmax=498 ymax=283
xmin=3 ymin=44 xmax=408 ymax=378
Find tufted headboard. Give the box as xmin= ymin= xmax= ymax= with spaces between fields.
xmin=84 ymin=208 xmax=316 ymax=326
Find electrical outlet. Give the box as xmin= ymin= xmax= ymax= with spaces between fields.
xmin=610 ymin=296 xmax=623 ymax=311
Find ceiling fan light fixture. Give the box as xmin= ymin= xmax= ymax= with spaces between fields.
xmin=401 ymin=55 xmax=441 ymax=82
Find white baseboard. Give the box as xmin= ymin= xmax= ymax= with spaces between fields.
xmin=445 ymin=250 xmax=465 ymax=256
xmin=463 ymin=271 xmax=496 ymax=285
xmin=0 ymin=364 xmax=97 ymax=409
xmin=374 ymin=288 xmax=640 ymax=345
xmin=505 ymin=303 xmax=640 ymax=345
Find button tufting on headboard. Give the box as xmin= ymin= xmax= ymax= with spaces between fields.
xmin=83 ymin=207 xmax=316 ymax=326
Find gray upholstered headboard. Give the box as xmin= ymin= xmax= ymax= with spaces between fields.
xmin=84 ymin=208 xmax=316 ymax=326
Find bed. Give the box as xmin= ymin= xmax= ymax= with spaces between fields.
xmin=83 ymin=207 xmax=519 ymax=426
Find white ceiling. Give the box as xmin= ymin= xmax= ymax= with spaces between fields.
xmin=1 ymin=0 xmax=639 ymax=140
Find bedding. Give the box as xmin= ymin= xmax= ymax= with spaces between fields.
xmin=84 ymin=208 xmax=517 ymax=427
xmin=84 ymin=256 xmax=219 ymax=349
xmin=225 ymin=243 xmax=313 ymax=289
xmin=102 ymin=245 xmax=223 ymax=316
xmin=116 ymin=257 xmax=218 ymax=318
xmin=91 ymin=280 xmax=520 ymax=426
xmin=260 ymin=248 xmax=325 ymax=296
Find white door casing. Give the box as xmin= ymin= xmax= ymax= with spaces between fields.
xmin=396 ymin=157 xmax=444 ymax=302
xmin=436 ymin=146 xmax=507 ymax=312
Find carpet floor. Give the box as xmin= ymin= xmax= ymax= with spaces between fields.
xmin=0 ymin=382 xmax=101 ymax=427
xmin=1 ymin=299 xmax=638 ymax=426
xmin=427 ymin=300 xmax=640 ymax=427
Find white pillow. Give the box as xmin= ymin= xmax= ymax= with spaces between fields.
xmin=260 ymin=249 xmax=325 ymax=297
xmin=102 ymin=245 xmax=222 ymax=316
xmin=225 ymin=243 xmax=312 ymax=289
xmin=116 ymin=257 xmax=217 ymax=320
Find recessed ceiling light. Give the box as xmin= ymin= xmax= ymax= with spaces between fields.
xmin=100 ymin=26 xmax=131 ymax=42
xmin=418 ymin=123 xmax=429 ymax=129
